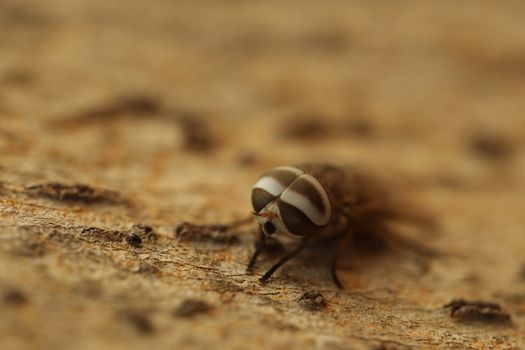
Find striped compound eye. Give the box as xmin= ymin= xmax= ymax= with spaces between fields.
xmin=251 ymin=166 xmax=331 ymax=236
xmin=251 ymin=166 xmax=302 ymax=213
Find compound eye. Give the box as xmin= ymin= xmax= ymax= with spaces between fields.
xmin=279 ymin=174 xmax=331 ymax=226
xmin=278 ymin=201 xmax=322 ymax=236
xmin=251 ymin=166 xmax=304 ymax=213
xmin=251 ymin=188 xmax=275 ymax=213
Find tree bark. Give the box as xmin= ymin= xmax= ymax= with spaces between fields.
xmin=1 ymin=0 xmax=524 ymax=349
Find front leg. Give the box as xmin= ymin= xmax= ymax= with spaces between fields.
xmin=259 ymin=237 xmax=311 ymax=284
xmin=246 ymin=226 xmax=266 ymax=273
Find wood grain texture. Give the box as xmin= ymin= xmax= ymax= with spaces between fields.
xmin=1 ymin=0 xmax=525 ymax=349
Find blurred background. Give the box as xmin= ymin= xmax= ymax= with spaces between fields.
xmin=1 ymin=0 xmax=524 ymax=349
xmin=1 ymin=0 xmax=523 ymax=212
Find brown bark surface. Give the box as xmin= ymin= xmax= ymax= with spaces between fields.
xmin=1 ymin=1 xmax=525 ymax=349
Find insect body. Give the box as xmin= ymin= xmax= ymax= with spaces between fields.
xmin=176 ymin=163 xmax=427 ymax=288
xmin=248 ymin=164 xmax=356 ymax=286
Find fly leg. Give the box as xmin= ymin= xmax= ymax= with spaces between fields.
xmin=259 ymin=237 xmax=311 ymax=284
xmin=330 ymin=231 xmax=355 ymax=289
xmin=246 ymin=226 xmax=266 ymax=273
